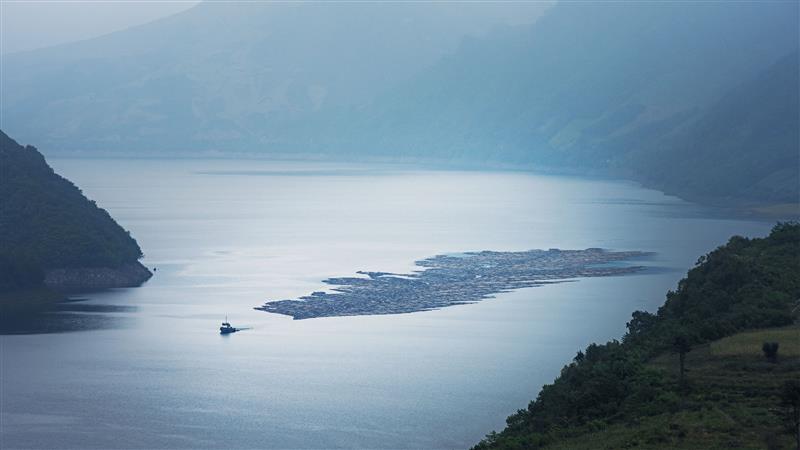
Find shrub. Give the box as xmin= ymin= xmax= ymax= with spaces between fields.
xmin=762 ymin=342 xmax=779 ymax=362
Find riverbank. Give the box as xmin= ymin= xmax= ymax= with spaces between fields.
xmin=44 ymin=154 xmax=799 ymax=222
xmin=44 ymin=261 xmax=152 ymax=292
xmin=475 ymin=223 xmax=800 ymax=449
xmin=0 ymin=262 xmax=151 ymax=332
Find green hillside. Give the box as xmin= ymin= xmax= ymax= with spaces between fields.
xmin=0 ymin=130 xmax=145 ymax=291
xmin=475 ymin=223 xmax=800 ymax=449
xmin=540 ymin=326 xmax=800 ymax=450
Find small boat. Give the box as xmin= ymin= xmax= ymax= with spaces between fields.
xmin=219 ymin=316 xmax=239 ymax=334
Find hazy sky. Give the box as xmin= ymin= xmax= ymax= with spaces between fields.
xmin=0 ymin=1 xmax=553 ymax=55
xmin=0 ymin=0 xmax=201 ymax=54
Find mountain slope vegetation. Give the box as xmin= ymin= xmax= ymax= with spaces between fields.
xmin=475 ymin=223 xmax=800 ymax=449
xmin=0 ymin=130 xmax=147 ymax=291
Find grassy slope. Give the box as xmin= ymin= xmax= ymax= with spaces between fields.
xmin=545 ymin=326 xmax=800 ymax=450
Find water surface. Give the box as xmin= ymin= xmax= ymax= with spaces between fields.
xmin=0 ymin=159 xmax=771 ymax=449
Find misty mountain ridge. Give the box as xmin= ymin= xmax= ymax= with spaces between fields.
xmin=1 ymin=2 xmax=546 ymax=151
xmin=1 ymin=1 xmax=797 ymax=210
xmin=618 ymin=51 xmax=799 ymax=207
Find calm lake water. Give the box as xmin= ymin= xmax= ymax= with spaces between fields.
xmin=1 ymin=159 xmax=771 ymax=449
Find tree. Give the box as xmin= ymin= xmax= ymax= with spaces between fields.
xmin=781 ymin=380 xmax=800 ymax=450
xmin=672 ymin=335 xmax=691 ymax=388
xmin=624 ymin=310 xmax=657 ymax=345
xmin=762 ymin=342 xmax=779 ymax=363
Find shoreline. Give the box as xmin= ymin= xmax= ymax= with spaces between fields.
xmin=44 ymin=261 xmax=153 ymax=292
xmin=46 ymin=155 xmax=797 ymax=222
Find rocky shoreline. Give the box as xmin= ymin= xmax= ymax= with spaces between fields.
xmin=44 ymin=262 xmax=153 ymax=292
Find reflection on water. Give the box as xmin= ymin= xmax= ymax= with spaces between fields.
xmin=1 ymin=159 xmax=773 ymax=449
xmin=0 ymin=297 xmax=135 ymax=335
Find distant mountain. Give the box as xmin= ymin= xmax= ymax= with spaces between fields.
xmin=0 ymin=130 xmax=151 ymax=291
xmin=343 ymin=2 xmax=799 ymax=208
xmin=617 ymin=51 xmax=800 ymax=207
xmin=0 ymin=1 xmax=546 ymax=154
xmin=1 ymin=2 xmax=797 ymax=210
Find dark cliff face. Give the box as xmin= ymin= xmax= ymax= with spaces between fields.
xmin=0 ymin=130 xmax=152 ymax=293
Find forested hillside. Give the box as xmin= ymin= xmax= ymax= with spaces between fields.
xmin=0 ymin=130 xmax=148 ymax=291
xmin=475 ymin=223 xmax=800 ymax=449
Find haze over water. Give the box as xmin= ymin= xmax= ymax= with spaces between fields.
xmin=1 ymin=159 xmax=771 ymax=449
